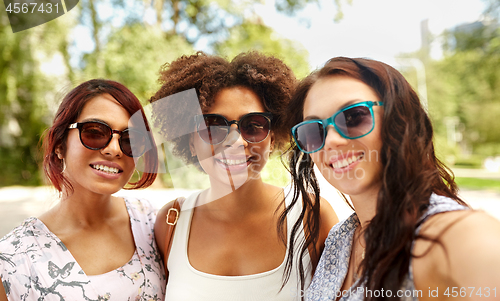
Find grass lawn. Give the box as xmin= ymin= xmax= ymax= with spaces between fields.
xmin=456 ymin=177 xmax=500 ymax=192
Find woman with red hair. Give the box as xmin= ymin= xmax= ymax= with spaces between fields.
xmin=0 ymin=79 xmax=165 ymax=300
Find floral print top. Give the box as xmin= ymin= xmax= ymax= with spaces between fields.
xmin=0 ymin=197 xmax=166 ymax=301
xmin=305 ymin=194 xmax=468 ymax=301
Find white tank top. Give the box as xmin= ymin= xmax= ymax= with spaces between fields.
xmin=165 ymin=187 xmax=311 ymax=301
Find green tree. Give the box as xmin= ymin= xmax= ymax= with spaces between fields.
xmin=0 ymin=0 xmax=352 ymax=187
xmin=0 ymin=11 xmax=75 ymax=186
xmin=214 ymin=21 xmax=311 ymax=78
xmin=132 ymin=0 xmax=351 ymax=42
xmin=92 ymin=23 xmax=194 ymax=102
xmin=429 ymin=14 xmax=500 ymax=158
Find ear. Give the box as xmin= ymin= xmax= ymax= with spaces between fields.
xmin=269 ymin=132 xmax=275 ymax=153
xmin=189 ymin=134 xmax=196 ymax=157
xmin=55 ymin=145 xmax=64 ymax=160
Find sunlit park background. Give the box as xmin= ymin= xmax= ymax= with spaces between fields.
xmin=1 ymin=0 xmax=500 ymax=237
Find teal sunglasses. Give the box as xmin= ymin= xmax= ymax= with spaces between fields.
xmin=291 ymin=101 xmax=383 ymax=154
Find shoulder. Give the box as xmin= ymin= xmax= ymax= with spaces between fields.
xmin=415 ymin=208 xmax=500 ymax=289
xmin=122 ymin=196 xmax=156 ymax=215
xmin=325 ymin=213 xmax=356 ymax=244
xmin=318 ymin=196 xmax=339 ymax=233
xmin=300 ymin=193 xmax=339 ymax=233
xmin=154 ymin=195 xmax=188 ymax=260
xmin=155 ymin=200 xmax=181 ymax=233
xmin=121 ymin=196 xmax=159 ymax=232
xmin=0 ymin=218 xmax=46 ymax=272
xmin=295 ymin=191 xmax=339 ymax=233
xmin=307 ymin=194 xmax=342 ymax=267
xmin=0 ymin=218 xmax=38 ymax=252
xmin=314 ymin=196 xmax=339 ymax=255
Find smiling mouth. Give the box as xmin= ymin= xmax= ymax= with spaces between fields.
xmin=330 ymin=153 xmax=364 ymax=169
xmin=90 ymin=164 xmax=122 ymax=174
xmin=215 ymin=157 xmax=251 ymax=166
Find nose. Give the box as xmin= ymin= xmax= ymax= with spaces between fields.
xmin=323 ymin=126 xmax=349 ymax=150
xmin=224 ymin=124 xmax=247 ymax=148
xmin=101 ymin=134 xmax=123 ymax=157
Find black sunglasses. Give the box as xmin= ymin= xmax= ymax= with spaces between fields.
xmin=194 ymin=112 xmax=273 ymax=145
xmin=68 ymin=121 xmax=150 ymax=157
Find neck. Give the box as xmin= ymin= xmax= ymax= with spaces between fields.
xmin=53 ymin=189 xmax=118 ymax=228
xmin=199 ymin=179 xmax=282 ymax=221
xmin=350 ymin=185 xmax=380 ymax=227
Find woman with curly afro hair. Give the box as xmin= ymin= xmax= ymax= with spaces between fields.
xmin=150 ymin=51 xmax=338 ymax=300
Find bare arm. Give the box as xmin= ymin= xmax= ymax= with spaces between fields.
xmin=443 ymin=211 xmax=500 ymax=299
xmin=313 ymin=197 xmax=339 ymax=268
xmin=414 ymin=210 xmax=500 ymax=300
xmin=0 ymin=276 xmax=7 ymax=301
xmin=303 ymin=195 xmax=339 ymax=272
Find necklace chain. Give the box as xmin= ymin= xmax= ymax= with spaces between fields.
xmin=352 ymin=225 xmax=365 ymax=282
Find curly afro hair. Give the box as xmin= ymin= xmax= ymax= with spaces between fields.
xmin=149 ymin=51 xmax=297 ymax=167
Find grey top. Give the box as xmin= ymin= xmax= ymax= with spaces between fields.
xmin=305 ymin=194 xmax=468 ymax=301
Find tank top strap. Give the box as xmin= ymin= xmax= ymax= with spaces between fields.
xmin=167 ymin=190 xmax=202 ymax=270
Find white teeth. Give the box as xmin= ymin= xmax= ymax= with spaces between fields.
xmin=92 ymin=164 xmax=120 ymax=174
xmin=333 ymin=154 xmax=364 ymax=169
xmin=217 ymin=158 xmax=248 ymax=166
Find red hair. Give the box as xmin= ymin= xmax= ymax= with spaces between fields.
xmin=42 ymin=79 xmax=158 ymax=193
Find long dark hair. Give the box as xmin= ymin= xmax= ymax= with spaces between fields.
xmin=283 ymin=57 xmax=467 ymax=299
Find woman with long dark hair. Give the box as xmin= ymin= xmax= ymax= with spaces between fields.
xmin=151 ymin=51 xmax=338 ymax=300
xmin=285 ymin=57 xmax=500 ymax=300
xmin=0 ymin=79 xmax=164 ymax=300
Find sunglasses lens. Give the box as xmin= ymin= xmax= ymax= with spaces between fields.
xmin=120 ymin=130 xmax=148 ymax=157
xmin=80 ymin=122 xmax=111 ymax=149
xmin=239 ymin=114 xmax=270 ymax=143
xmin=198 ymin=115 xmax=229 ymax=144
xmin=294 ymin=122 xmax=325 ymax=153
xmin=335 ymin=106 xmax=373 ymax=138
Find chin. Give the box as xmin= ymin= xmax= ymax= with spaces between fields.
xmin=91 ymin=182 xmax=127 ymax=196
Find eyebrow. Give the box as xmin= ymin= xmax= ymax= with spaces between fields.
xmin=304 ymin=115 xmax=322 ymax=121
xmin=303 ymin=99 xmax=367 ymax=121
xmin=78 ymin=118 xmax=130 ymax=130
xmin=205 ymin=112 xmax=266 ymax=120
xmin=79 ymin=118 xmax=108 ymax=124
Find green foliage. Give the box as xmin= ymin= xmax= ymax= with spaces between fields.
xmin=109 ymin=0 xmax=254 ymax=44
xmin=456 ymin=177 xmax=500 ymax=192
xmin=425 ymin=13 xmax=500 ymax=161
xmin=0 ymin=0 xmax=348 ymax=187
xmin=91 ymin=24 xmax=194 ymax=102
xmin=0 ymin=10 xmax=75 ymax=186
xmin=261 ymin=154 xmax=291 ymax=187
xmin=275 ymin=0 xmax=351 ymax=22
xmin=110 ymin=0 xmax=350 ymax=47
xmin=437 ymin=40 xmax=500 ymax=154
xmin=214 ymin=22 xmax=311 ymax=79
xmin=453 ymin=155 xmax=485 ymax=169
